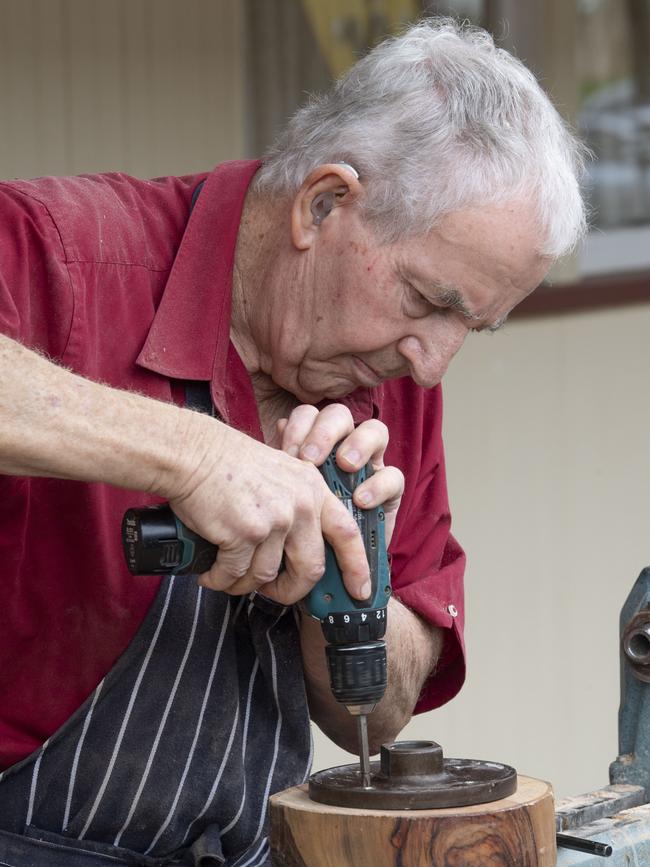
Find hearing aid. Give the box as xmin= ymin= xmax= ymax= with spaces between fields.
xmin=310 ymin=163 xmax=360 ymax=225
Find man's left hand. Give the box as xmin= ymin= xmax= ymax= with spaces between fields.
xmin=280 ymin=404 xmax=442 ymax=754
xmin=276 ymin=403 xmax=404 ymax=545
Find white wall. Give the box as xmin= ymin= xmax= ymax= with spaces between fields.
xmin=0 ymin=0 xmax=245 ymax=180
xmin=313 ymin=302 xmax=650 ymax=800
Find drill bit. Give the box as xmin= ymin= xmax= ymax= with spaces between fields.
xmin=356 ymin=712 xmax=372 ymax=788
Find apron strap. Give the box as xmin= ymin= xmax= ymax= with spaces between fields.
xmin=184 ymin=381 xmax=214 ymax=416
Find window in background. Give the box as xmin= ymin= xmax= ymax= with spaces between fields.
xmin=578 ymin=0 xmax=650 ymax=231
xmin=576 ymin=0 xmax=650 ymax=276
xmin=427 ymin=0 xmax=650 ymax=280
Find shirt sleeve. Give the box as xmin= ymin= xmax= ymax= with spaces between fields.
xmin=0 ymin=183 xmax=74 ymax=359
xmin=383 ymin=380 xmax=466 ymax=714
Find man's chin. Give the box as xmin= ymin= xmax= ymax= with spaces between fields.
xmin=291 ymin=377 xmax=358 ymax=404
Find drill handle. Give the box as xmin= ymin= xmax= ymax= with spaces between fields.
xmin=306 ymin=448 xmax=391 ymax=644
xmin=121 ymin=448 xmax=392 ymax=638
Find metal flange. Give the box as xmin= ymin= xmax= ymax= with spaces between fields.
xmin=309 ymin=740 xmax=517 ymax=810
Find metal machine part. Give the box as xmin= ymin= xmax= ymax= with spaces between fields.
xmin=610 ymin=567 xmax=650 ymax=797
xmin=552 ymin=567 xmax=650 ymax=864
xmin=622 ymin=613 xmax=650 ymax=683
xmin=355 ymin=713 xmax=372 ymax=788
xmin=342 ymin=703 xmax=376 ymax=788
xmin=556 ymin=833 xmax=613 ymax=857
xmin=556 ymin=784 xmax=645 ymax=831
xmin=308 ymin=740 xmax=517 ymax=810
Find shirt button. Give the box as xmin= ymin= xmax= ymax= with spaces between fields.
xmin=447 ymin=604 xmax=458 ymax=617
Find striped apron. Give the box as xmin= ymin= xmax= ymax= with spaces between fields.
xmin=0 ymin=383 xmax=312 ymax=866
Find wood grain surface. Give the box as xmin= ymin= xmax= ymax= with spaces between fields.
xmin=269 ymin=775 xmax=556 ymax=867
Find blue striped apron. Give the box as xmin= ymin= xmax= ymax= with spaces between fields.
xmin=0 ymin=383 xmax=312 ymax=866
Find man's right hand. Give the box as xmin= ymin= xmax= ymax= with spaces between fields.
xmin=0 ymin=335 xmax=369 ymax=605
xmin=160 ymin=415 xmax=371 ymax=605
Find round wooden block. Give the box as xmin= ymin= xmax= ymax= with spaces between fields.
xmin=270 ymin=775 xmax=555 ymax=867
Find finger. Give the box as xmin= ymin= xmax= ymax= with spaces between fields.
xmin=263 ymin=513 xmax=325 ymax=605
xmin=226 ymin=530 xmax=286 ymax=596
xmin=281 ymin=405 xmax=319 ymax=457
xmin=335 ymin=418 xmax=389 ymax=472
xmin=198 ymin=541 xmax=257 ymax=592
xmin=320 ymin=492 xmax=370 ymax=600
xmin=260 ymin=566 xmax=318 ymax=606
xmin=297 ymin=403 xmax=355 ymax=464
xmin=261 ymin=536 xmax=325 ymax=605
xmin=353 ymin=465 xmax=405 ymax=512
xmin=276 ymin=418 xmax=288 ymax=438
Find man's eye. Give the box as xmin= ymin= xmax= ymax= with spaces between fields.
xmin=404 ymin=283 xmax=435 ymax=317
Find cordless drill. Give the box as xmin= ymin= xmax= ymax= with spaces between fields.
xmin=121 ymin=446 xmax=391 ymax=786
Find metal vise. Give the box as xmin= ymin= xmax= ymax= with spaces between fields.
xmin=610 ymin=567 xmax=650 ymax=796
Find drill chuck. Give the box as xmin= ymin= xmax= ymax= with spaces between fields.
xmin=325 ymin=640 xmax=387 ymax=707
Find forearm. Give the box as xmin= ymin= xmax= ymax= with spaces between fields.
xmin=0 ymin=336 xmax=373 ymax=602
xmin=300 ymin=596 xmax=443 ymax=754
xmin=0 ymin=333 xmax=216 ymax=495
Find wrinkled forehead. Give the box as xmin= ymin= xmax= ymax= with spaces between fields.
xmin=443 ymin=197 xmax=544 ymax=257
xmin=407 ymin=199 xmax=548 ymax=278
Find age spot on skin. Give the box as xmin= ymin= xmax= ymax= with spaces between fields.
xmin=348 ymin=240 xmax=368 ymax=255
xmin=226 ymin=473 xmax=233 ymax=481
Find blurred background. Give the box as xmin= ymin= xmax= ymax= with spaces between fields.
xmin=1 ymin=0 xmax=648 ymax=800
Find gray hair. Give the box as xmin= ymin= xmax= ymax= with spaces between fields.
xmin=255 ymin=17 xmax=588 ymax=257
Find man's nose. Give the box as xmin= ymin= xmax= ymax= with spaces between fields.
xmin=397 ymin=319 xmax=469 ymax=388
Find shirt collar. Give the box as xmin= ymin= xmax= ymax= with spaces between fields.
xmin=136 ymin=160 xmax=261 ymax=413
xmin=137 ymin=159 xmax=380 ymax=427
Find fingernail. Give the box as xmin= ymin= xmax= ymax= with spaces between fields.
xmin=360 ymin=580 xmax=372 ymax=599
xmin=357 ymin=490 xmax=372 ymax=505
xmin=342 ymin=449 xmax=361 ymax=466
xmin=286 ymin=444 xmax=299 ymax=458
xmin=302 ymin=444 xmax=319 ymax=461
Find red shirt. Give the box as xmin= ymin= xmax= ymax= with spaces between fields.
xmin=0 ymin=161 xmax=466 ymax=770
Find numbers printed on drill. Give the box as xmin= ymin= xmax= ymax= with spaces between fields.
xmin=326 ymin=608 xmax=386 ymax=625
xmin=323 ymin=606 xmax=387 ymax=644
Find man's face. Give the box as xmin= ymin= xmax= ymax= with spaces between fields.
xmin=262 ymin=196 xmax=551 ymax=403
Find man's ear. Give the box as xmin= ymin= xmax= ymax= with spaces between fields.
xmin=291 ymin=163 xmax=362 ymax=251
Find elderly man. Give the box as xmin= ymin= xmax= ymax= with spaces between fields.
xmin=0 ymin=17 xmax=585 ymax=867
